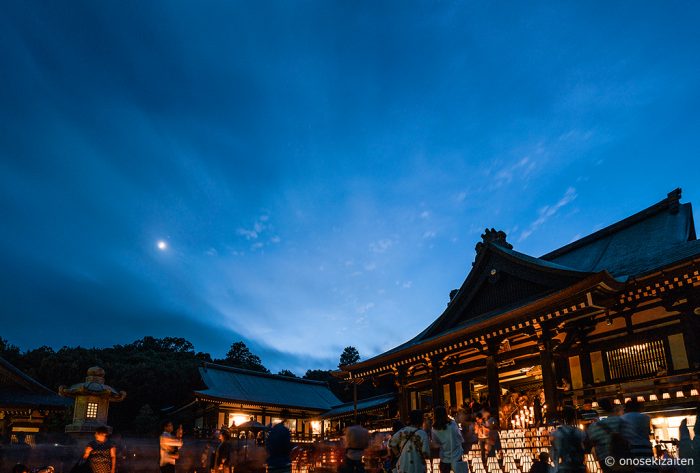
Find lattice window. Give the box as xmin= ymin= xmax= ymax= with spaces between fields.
xmin=86 ymin=402 xmax=98 ymax=419
xmin=606 ymin=340 xmax=666 ymax=380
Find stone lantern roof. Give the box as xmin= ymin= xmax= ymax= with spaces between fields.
xmin=59 ymin=366 xmax=126 ymax=402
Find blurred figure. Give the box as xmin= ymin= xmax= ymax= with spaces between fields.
xmin=12 ymin=465 xmax=30 ymax=473
xmin=476 ymin=410 xmax=491 ymax=468
xmin=159 ymin=421 xmax=183 ymax=473
xmin=487 ymin=418 xmax=501 ymax=459
xmin=586 ymin=398 xmax=633 ymax=473
xmin=198 ymin=442 xmax=212 ymax=473
xmin=529 ymin=452 xmax=550 ymax=473
xmin=622 ymin=400 xmax=656 ymax=473
xmin=459 ymin=410 xmax=478 ymax=455
xmin=215 ymin=430 xmax=233 ymax=472
xmin=267 ymin=410 xmax=292 ymax=473
xmin=82 ymin=426 xmax=116 ymax=473
xmin=551 ymin=406 xmax=586 ymax=473
xmin=677 ymin=417 xmax=700 ymax=473
xmin=655 ymin=445 xmax=676 ymax=473
xmin=534 ymin=395 xmax=543 ymax=427
xmin=340 ymin=419 xmax=369 ymax=473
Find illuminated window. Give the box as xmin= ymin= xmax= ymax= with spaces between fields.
xmin=606 ymin=340 xmax=666 ymax=380
xmin=228 ymin=413 xmax=249 ymax=427
xmin=86 ymin=402 xmax=98 ymax=419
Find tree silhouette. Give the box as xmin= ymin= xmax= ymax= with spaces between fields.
xmin=338 ymin=346 xmax=360 ymax=368
xmin=277 ymin=369 xmax=298 ymax=378
xmin=222 ymin=341 xmax=269 ymax=373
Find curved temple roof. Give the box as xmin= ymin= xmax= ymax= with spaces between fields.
xmin=195 ymin=363 xmax=341 ymax=411
xmin=344 ymin=189 xmax=700 ymax=373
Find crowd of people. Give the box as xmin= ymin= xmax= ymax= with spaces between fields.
xmin=333 ymin=399 xmax=700 ymax=473
xmin=6 ymin=400 xmax=699 ymax=473
xmin=5 ymin=414 xmax=294 ymax=473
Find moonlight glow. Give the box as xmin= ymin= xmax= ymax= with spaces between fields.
xmin=157 ymin=240 xmax=167 ymax=251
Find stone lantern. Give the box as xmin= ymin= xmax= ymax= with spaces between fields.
xmin=59 ymin=366 xmax=126 ymax=434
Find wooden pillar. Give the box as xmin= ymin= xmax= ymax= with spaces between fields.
xmin=463 ymin=376 xmax=472 ymax=405
xmin=539 ymin=333 xmax=558 ymax=420
xmin=449 ymin=381 xmax=457 ymax=408
xmin=486 ymin=341 xmax=500 ymax=421
xmin=579 ymin=342 xmax=595 ymax=400
xmin=395 ymin=369 xmax=410 ymax=423
xmin=430 ymin=357 xmax=444 ymax=407
xmin=682 ymin=310 xmax=700 ymax=369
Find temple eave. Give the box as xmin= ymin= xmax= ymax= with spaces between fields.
xmin=344 ymin=271 xmax=626 ymax=377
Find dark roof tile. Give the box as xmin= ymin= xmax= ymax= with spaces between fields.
xmin=195 ymin=363 xmax=341 ymax=411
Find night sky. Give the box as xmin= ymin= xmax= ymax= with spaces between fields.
xmin=2 ymin=2 xmax=700 ymax=374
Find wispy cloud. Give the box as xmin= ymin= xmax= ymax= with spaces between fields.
xmin=369 ymin=238 xmax=394 ymax=253
xmin=519 ymin=187 xmax=578 ymax=242
xmin=492 ymin=156 xmax=539 ymax=190
xmin=237 ymin=216 xmax=268 ymax=240
xmin=236 ymin=214 xmax=279 ymax=250
xmin=356 ymin=302 xmax=375 ymax=314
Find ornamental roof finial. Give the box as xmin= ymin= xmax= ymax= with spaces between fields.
xmin=475 ymin=228 xmax=513 ymax=254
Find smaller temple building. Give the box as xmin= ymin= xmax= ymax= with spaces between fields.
xmin=0 ymin=356 xmax=69 ymax=443
xmin=191 ymin=363 xmax=342 ymax=441
xmin=321 ymin=392 xmax=397 ymax=436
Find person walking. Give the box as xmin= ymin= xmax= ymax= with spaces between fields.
xmin=214 ymin=430 xmax=233 ymax=472
xmin=159 ymin=421 xmax=183 ymax=473
xmin=431 ymin=405 xmax=467 ymax=473
xmin=622 ymin=400 xmax=657 ymax=473
xmin=82 ymin=426 xmax=116 ymax=473
xmin=267 ymin=410 xmax=293 ymax=473
xmin=340 ymin=419 xmax=370 ymax=473
xmin=551 ymin=406 xmax=586 ymax=473
xmin=389 ymin=410 xmax=430 ymax=473
xmin=459 ymin=411 xmax=478 ymax=456
xmin=475 ymin=411 xmax=491 ymax=469
xmin=586 ymin=399 xmax=633 ymax=473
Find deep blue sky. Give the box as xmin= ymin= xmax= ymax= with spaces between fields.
xmin=2 ymin=1 xmax=699 ymax=374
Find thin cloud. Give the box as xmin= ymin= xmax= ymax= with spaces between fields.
xmin=369 ymin=239 xmax=394 ymax=253
xmin=519 ymin=187 xmax=578 ymax=242
xmin=356 ymin=302 xmax=375 ymax=314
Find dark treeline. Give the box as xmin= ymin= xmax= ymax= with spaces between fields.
xmin=0 ymin=337 xmax=386 ymax=434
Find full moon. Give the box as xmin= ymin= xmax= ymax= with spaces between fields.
xmin=157 ymin=240 xmax=167 ymax=250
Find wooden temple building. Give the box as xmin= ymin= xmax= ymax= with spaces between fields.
xmin=0 ymin=356 xmax=69 ymax=443
xmin=189 ymin=363 xmax=342 ymax=441
xmin=341 ymin=189 xmax=700 ymax=439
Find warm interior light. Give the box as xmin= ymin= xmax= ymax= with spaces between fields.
xmin=663 ymin=393 xmax=671 ymax=399
xmin=676 ymin=391 xmax=685 ymax=398
xmin=229 ymin=413 xmax=250 ymax=427
xmin=637 ymin=396 xmax=645 ymax=402
xmin=624 ymin=397 xmax=631 ymax=403
xmin=592 ymin=401 xmax=599 ymax=408
xmin=614 ymin=399 xmax=621 ymax=404
xmin=649 ymin=394 xmax=658 ymax=401
xmin=691 ymin=389 xmax=699 ymax=396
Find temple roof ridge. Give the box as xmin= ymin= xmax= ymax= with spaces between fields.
xmin=541 ymin=188 xmax=694 ymax=262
